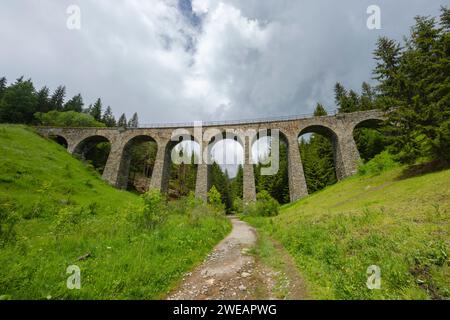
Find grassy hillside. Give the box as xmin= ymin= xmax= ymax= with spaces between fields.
xmin=0 ymin=125 xmax=231 ymax=299
xmin=244 ymin=164 xmax=449 ymax=299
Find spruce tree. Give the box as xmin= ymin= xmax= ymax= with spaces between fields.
xmin=64 ymin=93 xmax=84 ymax=112
xmin=117 ymin=113 xmax=127 ymax=128
xmin=102 ymin=106 xmax=116 ymax=127
xmin=128 ymin=112 xmax=139 ymax=128
xmin=89 ymin=98 xmax=102 ymax=121
xmin=36 ymin=86 xmax=51 ymax=113
xmin=50 ymin=86 xmax=66 ymax=111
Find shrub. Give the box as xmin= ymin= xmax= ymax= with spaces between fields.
xmin=131 ymin=189 xmax=167 ymax=230
xmin=34 ymin=111 xmax=105 ymax=128
xmin=208 ymin=186 xmax=224 ymax=210
xmin=244 ymin=190 xmax=280 ymax=217
xmin=358 ymin=151 xmax=398 ymax=176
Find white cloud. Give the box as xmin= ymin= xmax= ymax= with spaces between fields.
xmin=0 ymin=0 xmax=446 ymax=124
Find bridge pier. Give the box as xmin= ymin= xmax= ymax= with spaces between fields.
xmin=102 ymin=141 xmax=127 ymax=188
xmin=195 ymin=141 xmax=210 ymax=202
xmin=149 ymin=139 xmax=171 ymax=193
xmin=243 ymin=135 xmax=256 ymax=204
xmin=334 ymin=132 xmax=360 ymax=180
xmin=287 ymin=134 xmax=308 ymax=202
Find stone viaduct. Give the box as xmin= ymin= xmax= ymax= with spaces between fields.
xmin=36 ymin=110 xmax=385 ymax=203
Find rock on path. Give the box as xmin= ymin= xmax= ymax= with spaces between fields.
xmin=167 ymin=216 xmax=277 ymax=300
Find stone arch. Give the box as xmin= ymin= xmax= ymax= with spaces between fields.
xmin=251 ymin=129 xmax=292 ymax=204
xmin=165 ymin=133 xmax=200 ymax=198
xmin=116 ymin=134 xmax=158 ymax=190
xmin=298 ymin=124 xmax=339 ymax=191
xmin=73 ymin=135 xmax=112 ymax=174
xmin=351 ymin=116 xmax=386 ymax=162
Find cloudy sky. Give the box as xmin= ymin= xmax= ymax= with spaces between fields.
xmin=0 ymin=0 xmax=445 ymax=125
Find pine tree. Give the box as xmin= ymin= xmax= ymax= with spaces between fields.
xmin=64 ymin=93 xmax=84 ymax=112
xmin=50 ymin=86 xmax=66 ymax=111
xmin=102 ymin=106 xmax=116 ymax=127
xmin=89 ymin=98 xmax=102 ymax=121
xmin=117 ymin=113 xmax=127 ymax=128
xmin=0 ymin=77 xmax=7 ymax=99
xmin=128 ymin=112 xmax=139 ymax=128
xmin=314 ymin=103 xmax=327 ymax=116
xmin=0 ymin=77 xmax=37 ymax=124
xmin=36 ymin=86 xmax=51 ymax=113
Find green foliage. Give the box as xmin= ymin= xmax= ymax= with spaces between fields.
xmin=0 ymin=75 xmax=135 ymax=128
xmin=374 ymin=8 xmax=450 ymax=164
xmin=0 ymin=201 xmax=19 ymax=247
xmin=117 ymin=113 xmax=127 ymax=128
xmin=130 ymin=189 xmax=168 ymax=230
xmin=358 ymin=151 xmax=399 ymax=176
xmin=49 ymin=86 xmax=66 ymax=111
xmin=89 ymin=98 xmax=103 ymax=121
xmin=255 ymin=141 xmax=290 ymax=204
xmin=102 ymin=106 xmax=116 ymax=127
xmin=0 ymin=125 xmax=231 ymax=299
xmin=244 ymin=166 xmax=450 ymax=299
xmin=0 ymin=77 xmax=37 ymax=124
xmin=63 ymin=94 xmax=84 ymax=112
xmin=35 ymin=111 xmax=105 ymax=127
xmin=208 ymin=186 xmax=223 ymax=209
xmin=244 ymin=190 xmax=280 ymax=217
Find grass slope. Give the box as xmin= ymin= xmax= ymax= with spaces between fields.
xmin=245 ymin=166 xmax=449 ymax=299
xmin=0 ymin=125 xmax=231 ymax=299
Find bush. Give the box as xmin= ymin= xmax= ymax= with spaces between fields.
xmin=130 ymin=189 xmax=167 ymax=230
xmin=208 ymin=186 xmax=224 ymax=210
xmin=35 ymin=111 xmax=105 ymax=127
xmin=358 ymin=151 xmax=398 ymax=176
xmin=244 ymin=190 xmax=280 ymax=217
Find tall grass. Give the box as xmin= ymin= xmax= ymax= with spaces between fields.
xmin=0 ymin=125 xmax=231 ymax=299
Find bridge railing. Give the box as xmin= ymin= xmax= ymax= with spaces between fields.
xmin=137 ymin=109 xmax=339 ymax=128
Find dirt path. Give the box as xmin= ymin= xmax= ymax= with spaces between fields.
xmin=167 ymin=216 xmax=308 ymax=300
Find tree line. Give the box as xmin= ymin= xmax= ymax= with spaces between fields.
xmin=0 ymin=77 xmax=139 ymax=128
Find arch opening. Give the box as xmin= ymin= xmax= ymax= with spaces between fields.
xmin=298 ymin=125 xmax=338 ymax=194
xmin=209 ymin=138 xmax=244 ymax=212
xmin=353 ymin=118 xmax=387 ymax=162
xmin=119 ymin=135 xmax=157 ymax=193
xmin=49 ymin=135 xmax=68 ymax=149
xmin=73 ymin=135 xmax=111 ymax=174
xmin=252 ymin=132 xmax=290 ymax=205
xmin=167 ymin=138 xmax=200 ymax=200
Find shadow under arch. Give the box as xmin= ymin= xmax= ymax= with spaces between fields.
xmin=49 ymin=134 xmax=68 ymax=149
xmin=298 ymin=124 xmax=338 ymax=194
xmin=73 ymin=135 xmax=112 ymax=174
xmin=352 ymin=118 xmax=387 ymax=161
xmin=116 ymin=135 xmax=157 ymax=191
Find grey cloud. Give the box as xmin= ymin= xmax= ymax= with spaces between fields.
xmin=0 ymin=0 xmax=446 ymax=124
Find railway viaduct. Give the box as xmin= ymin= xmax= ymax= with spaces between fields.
xmin=36 ymin=110 xmax=385 ymax=203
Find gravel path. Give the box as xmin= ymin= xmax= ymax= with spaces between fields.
xmin=167 ymin=216 xmax=307 ymax=300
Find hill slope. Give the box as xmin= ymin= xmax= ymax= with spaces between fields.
xmin=245 ymin=164 xmax=449 ymax=299
xmin=0 ymin=125 xmax=230 ymax=299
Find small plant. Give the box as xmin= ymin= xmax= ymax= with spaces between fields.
xmin=358 ymin=151 xmax=398 ymax=176
xmin=244 ymin=190 xmax=280 ymax=217
xmin=131 ymin=189 xmax=168 ymax=230
xmin=208 ymin=186 xmax=223 ymax=208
